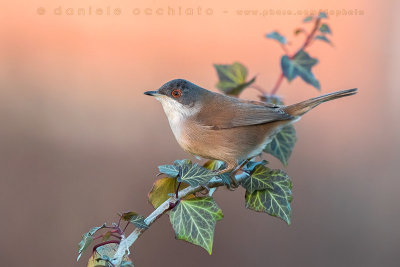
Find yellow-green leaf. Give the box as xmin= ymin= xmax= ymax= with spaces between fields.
xmin=245 ymin=170 xmax=292 ymax=224
xmin=148 ymin=177 xmax=191 ymax=209
xmin=87 ymin=243 xmax=133 ymax=267
xmin=214 ymin=62 xmax=256 ymax=96
xmin=241 ymin=164 xmax=273 ymax=193
xmin=169 ymin=197 xmax=223 ymax=254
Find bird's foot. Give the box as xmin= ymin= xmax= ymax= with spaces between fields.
xmin=198 ymin=185 xmax=210 ymax=195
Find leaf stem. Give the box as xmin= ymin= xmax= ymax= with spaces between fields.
xmin=280 ymin=43 xmax=289 ymax=54
xmin=270 ymin=73 xmax=284 ymax=96
xmin=175 ymin=182 xmax=181 ymax=199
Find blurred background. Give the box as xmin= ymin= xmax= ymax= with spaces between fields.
xmin=1 ymin=0 xmax=399 ymax=266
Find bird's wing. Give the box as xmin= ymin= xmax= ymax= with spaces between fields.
xmin=195 ymin=93 xmax=293 ymax=130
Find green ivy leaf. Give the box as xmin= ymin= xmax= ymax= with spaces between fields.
xmin=315 ymin=35 xmax=331 ymax=44
xmin=169 ymin=197 xmax=223 ymax=254
xmin=203 ymin=160 xmax=231 ymax=185
xmin=319 ymin=23 xmax=331 ymax=34
xmin=241 ymin=164 xmax=273 ymax=193
xmin=214 ymin=62 xmax=256 ymax=96
xmin=77 ymin=223 xmax=106 ymax=261
xmin=174 ymin=159 xmax=192 ymax=166
xmin=245 ymin=169 xmax=292 ymax=224
xmin=264 ymin=124 xmax=297 ymax=166
xmin=87 ymin=243 xmax=133 ymax=267
xmin=266 ymin=31 xmax=287 ymax=44
xmin=242 ymin=160 xmax=268 ymax=173
xmin=318 ymin=12 xmax=328 ymax=18
xmin=303 ymin=16 xmax=313 ymax=22
xmin=120 ymin=212 xmax=149 ymax=229
xmin=130 ymin=215 xmax=148 ymax=229
xmin=158 ymin=164 xmax=179 ymax=178
xmin=178 ymin=162 xmax=216 ymax=187
xmin=148 ymin=177 xmax=192 ymax=209
xmin=158 ymin=159 xmax=193 ymax=178
xmin=281 ymin=50 xmax=320 ymax=90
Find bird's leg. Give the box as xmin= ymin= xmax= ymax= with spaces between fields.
xmin=216 ymin=159 xmax=251 ymax=189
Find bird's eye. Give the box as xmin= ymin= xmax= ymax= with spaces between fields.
xmin=171 ymin=89 xmax=182 ymax=98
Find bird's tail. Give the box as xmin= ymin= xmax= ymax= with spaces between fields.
xmin=283 ymin=88 xmax=357 ymax=117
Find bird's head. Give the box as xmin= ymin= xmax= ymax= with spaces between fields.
xmin=144 ymin=79 xmax=207 ymax=117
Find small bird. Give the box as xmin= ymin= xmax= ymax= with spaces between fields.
xmin=145 ymin=79 xmax=357 ymax=178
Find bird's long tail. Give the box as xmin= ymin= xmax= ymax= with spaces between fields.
xmin=283 ymin=88 xmax=357 ymax=117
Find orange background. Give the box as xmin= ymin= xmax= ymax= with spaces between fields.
xmin=0 ymin=0 xmax=399 ymax=266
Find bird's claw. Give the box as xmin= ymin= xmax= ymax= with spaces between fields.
xmin=199 ymin=185 xmax=210 ymax=195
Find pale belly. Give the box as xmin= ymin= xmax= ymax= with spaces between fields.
xmin=172 ymin=120 xmax=289 ymax=164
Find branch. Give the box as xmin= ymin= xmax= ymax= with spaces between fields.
xmin=111 ymin=173 xmax=249 ymax=266
xmin=270 ymin=17 xmax=321 ymax=96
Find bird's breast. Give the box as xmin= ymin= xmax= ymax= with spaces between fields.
xmin=157 ymin=96 xmax=200 ymax=146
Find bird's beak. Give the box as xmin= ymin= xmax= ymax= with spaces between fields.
xmin=144 ymin=90 xmax=160 ymax=96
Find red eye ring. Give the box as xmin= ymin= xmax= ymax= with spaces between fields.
xmin=171 ymin=89 xmax=182 ymax=98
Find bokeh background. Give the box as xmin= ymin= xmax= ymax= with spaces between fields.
xmin=1 ymin=0 xmax=399 ymax=266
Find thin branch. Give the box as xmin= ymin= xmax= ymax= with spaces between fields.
xmin=111 ymin=173 xmax=249 ymax=266
xmin=250 ymin=84 xmax=268 ymax=95
xmin=270 ymin=17 xmax=321 ymax=96
xmin=299 ymin=17 xmax=321 ymax=52
xmin=270 ymin=73 xmax=284 ymax=96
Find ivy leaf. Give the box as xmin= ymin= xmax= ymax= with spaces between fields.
xmin=169 ymin=197 xmax=223 ymax=254
xmin=281 ymin=50 xmax=320 ymax=90
xmin=158 ymin=159 xmax=193 ymax=178
xmin=303 ymin=16 xmax=313 ymax=22
xmin=178 ymin=162 xmax=216 ymax=187
xmin=245 ymin=169 xmax=292 ymax=224
xmin=203 ymin=160 xmax=231 ymax=185
xmin=148 ymin=177 xmax=191 ymax=209
xmin=264 ymin=124 xmax=297 ymax=166
xmin=242 ymin=160 xmax=268 ymax=173
xmin=174 ymin=159 xmax=192 ymax=166
xmin=315 ymin=35 xmax=331 ymax=44
xmin=319 ymin=23 xmax=332 ymax=34
xmin=266 ymin=31 xmax=287 ymax=44
xmin=214 ymin=62 xmax=256 ymax=96
xmin=158 ymin=164 xmax=179 ymax=178
xmin=318 ymin=12 xmax=328 ymax=18
xmin=87 ymin=243 xmax=133 ymax=267
xmin=203 ymin=160 xmax=224 ymax=171
xmin=77 ymin=223 xmax=106 ymax=261
xmin=241 ymin=165 xmax=273 ymax=193
xmin=130 ymin=215 xmax=148 ymax=229
xmin=120 ymin=212 xmax=149 ymax=229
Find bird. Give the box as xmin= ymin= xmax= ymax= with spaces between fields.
xmin=145 ymin=79 xmax=357 ymax=181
